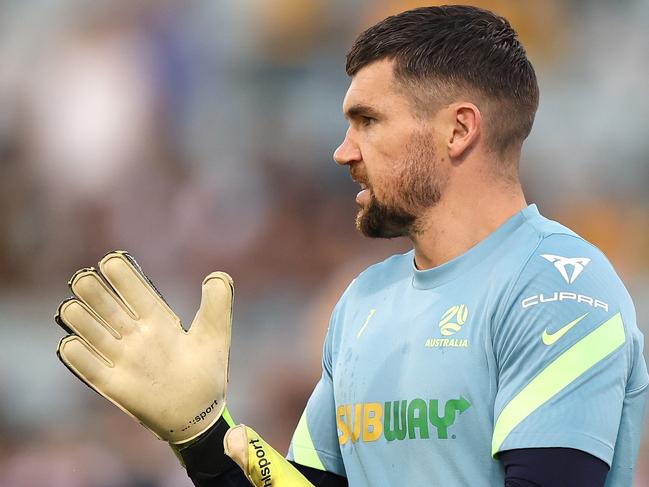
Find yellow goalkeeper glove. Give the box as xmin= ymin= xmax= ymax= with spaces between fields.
xmin=55 ymin=250 xmax=233 ymax=446
xmin=224 ymin=425 xmax=315 ymax=486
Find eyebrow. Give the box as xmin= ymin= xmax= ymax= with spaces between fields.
xmin=343 ymin=103 xmax=381 ymax=121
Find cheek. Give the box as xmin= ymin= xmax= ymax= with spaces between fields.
xmin=366 ymin=162 xmax=403 ymax=202
xmin=358 ymin=123 xmax=415 ymax=197
xmin=368 ymin=168 xmax=402 ymax=205
xmin=362 ymin=138 xmax=402 ymax=179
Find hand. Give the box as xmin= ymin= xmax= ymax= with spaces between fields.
xmin=55 ymin=250 xmax=233 ymax=445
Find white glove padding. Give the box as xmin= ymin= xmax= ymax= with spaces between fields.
xmin=55 ymin=250 xmax=233 ymax=445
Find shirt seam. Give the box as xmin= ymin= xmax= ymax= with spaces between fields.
xmin=490 ymin=227 xmax=544 ymax=348
xmin=627 ymin=380 xmax=649 ymax=394
xmin=290 ymin=443 xmax=344 ymax=464
xmin=490 ymin=228 xmax=592 ymax=348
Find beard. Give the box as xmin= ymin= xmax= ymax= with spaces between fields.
xmin=356 ymin=195 xmax=417 ymax=238
xmin=354 ymin=131 xmax=447 ymax=239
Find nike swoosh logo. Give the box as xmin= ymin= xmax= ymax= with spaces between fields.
xmin=357 ymin=309 xmax=376 ymax=338
xmin=542 ymin=313 xmax=589 ymax=345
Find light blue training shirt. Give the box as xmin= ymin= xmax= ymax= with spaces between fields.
xmin=287 ymin=204 xmax=648 ymax=486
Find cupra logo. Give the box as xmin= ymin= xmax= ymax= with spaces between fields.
xmin=541 ymin=254 xmax=591 ymax=284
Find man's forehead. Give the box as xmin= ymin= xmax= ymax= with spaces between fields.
xmin=342 ymin=59 xmax=399 ymax=114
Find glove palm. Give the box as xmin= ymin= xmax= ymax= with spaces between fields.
xmin=56 ymin=251 xmax=233 ymax=445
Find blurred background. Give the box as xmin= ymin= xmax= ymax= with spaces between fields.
xmin=0 ymin=0 xmax=647 ymax=485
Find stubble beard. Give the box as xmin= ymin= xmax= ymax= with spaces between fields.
xmin=355 ymin=131 xmax=447 ymax=239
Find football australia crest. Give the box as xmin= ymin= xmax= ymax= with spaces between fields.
xmin=425 ymin=305 xmax=470 ymax=348
xmin=439 ymin=304 xmax=468 ymax=336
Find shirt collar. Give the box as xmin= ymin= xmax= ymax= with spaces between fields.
xmin=411 ymin=204 xmax=538 ymax=289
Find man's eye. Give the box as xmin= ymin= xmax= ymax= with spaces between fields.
xmin=361 ymin=116 xmax=376 ymax=126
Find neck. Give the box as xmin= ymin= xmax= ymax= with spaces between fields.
xmin=410 ymin=177 xmax=527 ymax=270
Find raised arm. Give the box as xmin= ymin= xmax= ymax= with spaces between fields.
xmin=54 ymin=251 xmax=347 ymax=486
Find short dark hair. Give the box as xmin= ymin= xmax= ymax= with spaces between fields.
xmin=346 ymin=5 xmax=539 ymax=155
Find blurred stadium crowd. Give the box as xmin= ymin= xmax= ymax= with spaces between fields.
xmin=0 ymin=0 xmax=647 ymax=485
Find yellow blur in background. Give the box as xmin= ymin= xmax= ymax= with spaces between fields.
xmin=0 ymin=1 xmax=647 ymax=485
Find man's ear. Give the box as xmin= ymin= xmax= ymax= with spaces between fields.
xmin=447 ymin=102 xmax=481 ymax=159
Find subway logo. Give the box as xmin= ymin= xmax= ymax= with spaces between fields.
xmin=336 ymin=397 xmax=471 ymax=445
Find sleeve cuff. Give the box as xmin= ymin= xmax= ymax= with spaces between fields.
xmin=179 ymin=415 xmax=239 ymax=477
xmin=495 ymin=431 xmax=614 ymax=466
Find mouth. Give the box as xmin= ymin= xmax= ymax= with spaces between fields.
xmin=350 ymin=168 xmax=372 ymax=205
xmin=352 ymin=177 xmax=371 ymax=206
xmin=351 ymin=173 xmax=369 ymax=190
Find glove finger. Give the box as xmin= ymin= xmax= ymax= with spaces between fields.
xmin=223 ymin=424 xmax=249 ymax=474
xmin=57 ymin=298 xmax=122 ymax=361
xmin=191 ymin=272 xmax=234 ymax=340
xmin=70 ymin=268 xmax=136 ymax=334
xmin=224 ymin=425 xmax=315 ymax=486
xmin=57 ymin=335 xmax=112 ymax=388
xmin=99 ymin=251 xmax=176 ymax=322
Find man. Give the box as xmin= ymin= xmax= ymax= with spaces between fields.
xmin=55 ymin=5 xmax=647 ymax=486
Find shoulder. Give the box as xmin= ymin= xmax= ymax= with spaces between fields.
xmin=494 ymin=210 xmax=646 ymax=384
xmin=493 ymin=207 xmax=638 ymax=342
xmin=507 ymin=215 xmax=632 ymax=317
xmin=479 ymin=205 xmax=631 ymax=317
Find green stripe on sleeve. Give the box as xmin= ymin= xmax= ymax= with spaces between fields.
xmin=492 ymin=312 xmax=626 ymax=455
xmin=222 ymin=406 xmax=236 ymax=428
xmin=292 ymin=410 xmax=326 ymax=471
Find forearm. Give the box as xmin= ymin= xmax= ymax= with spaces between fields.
xmin=500 ymin=447 xmax=609 ymax=487
xmin=52 ymin=252 xmax=347 ymax=487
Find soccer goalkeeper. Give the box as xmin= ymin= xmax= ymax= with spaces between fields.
xmin=55 ymin=5 xmax=648 ymax=486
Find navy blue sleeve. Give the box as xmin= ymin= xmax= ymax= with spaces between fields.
xmin=500 ymin=447 xmax=609 ymax=486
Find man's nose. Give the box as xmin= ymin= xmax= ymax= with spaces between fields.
xmin=333 ymin=129 xmax=361 ymax=166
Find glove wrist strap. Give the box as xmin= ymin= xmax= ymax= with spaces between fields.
xmin=173 ymin=407 xmax=239 ymax=481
